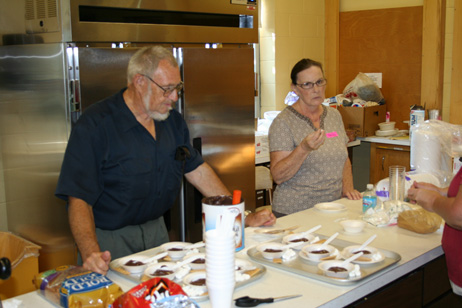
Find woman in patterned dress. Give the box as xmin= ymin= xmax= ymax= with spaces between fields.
xmin=268 ymin=59 xmax=361 ymax=217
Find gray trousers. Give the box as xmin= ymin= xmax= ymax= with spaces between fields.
xmin=77 ymin=216 xmax=169 ymax=264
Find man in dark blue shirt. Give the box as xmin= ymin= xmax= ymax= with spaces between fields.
xmin=56 ymin=46 xmax=232 ymax=274
xmin=56 ymin=46 xmax=275 ymax=275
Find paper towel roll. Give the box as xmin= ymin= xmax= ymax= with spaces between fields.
xmin=411 ymin=129 xmax=442 ymax=173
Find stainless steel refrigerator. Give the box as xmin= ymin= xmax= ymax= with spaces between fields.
xmin=0 ymin=0 xmax=257 ymax=253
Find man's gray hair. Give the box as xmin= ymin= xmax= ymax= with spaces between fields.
xmin=127 ymin=46 xmax=178 ymax=83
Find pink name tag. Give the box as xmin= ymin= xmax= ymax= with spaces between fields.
xmin=326 ymin=131 xmax=338 ymax=138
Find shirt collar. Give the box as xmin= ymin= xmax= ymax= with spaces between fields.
xmin=113 ymin=88 xmax=145 ymax=132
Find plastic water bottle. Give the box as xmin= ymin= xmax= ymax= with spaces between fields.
xmin=362 ymin=184 xmax=377 ymax=213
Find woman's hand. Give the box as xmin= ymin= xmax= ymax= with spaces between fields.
xmin=245 ymin=208 xmax=276 ymax=227
xmin=343 ymin=188 xmax=362 ymax=200
xmin=300 ymin=129 xmax=325 ymax=152
xmin=409 ymin=181 xmax=447 ymax=197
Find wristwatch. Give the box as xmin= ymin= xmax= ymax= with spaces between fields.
xmin=244 ymin=210 xmax=252 ymax=218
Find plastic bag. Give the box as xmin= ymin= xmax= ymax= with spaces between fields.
xmin=112 ymin=277 xmax=200 ymax=308
xmin=343 ymin=72 xmax=385 ymax=103
xmin=397 ymin=208 xmax=443 ymax=234
xmin=33 ymin=265 xmax=124 ymax=308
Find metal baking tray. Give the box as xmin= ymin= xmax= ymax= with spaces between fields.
xmin=110 ymin=246 xmax=266 ymax=301
xmin=247 ymin=235 xmax=401 ymax=286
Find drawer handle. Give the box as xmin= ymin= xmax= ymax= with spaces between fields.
xmin=377 ymin=146 xmax=409 ymax=152
xmin=382 ymin=156 xmax=385 ymax=171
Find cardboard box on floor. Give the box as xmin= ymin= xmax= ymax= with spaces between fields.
xmin=338 ymin=105 xmax=387 ymax=137
xmin=17 ymin=226 xmax=76 ymax=273
xmin=0 ymin=232 xmax=41 ymax=300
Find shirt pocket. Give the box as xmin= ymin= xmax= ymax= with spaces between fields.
xmin=118 ymin=158 xmax=152 ymax=200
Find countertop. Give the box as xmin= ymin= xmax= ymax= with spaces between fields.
xmin=360 ymin=135 xmax=410 ymax=147
xmin=4 ymin=197 xmax=443 ymax=308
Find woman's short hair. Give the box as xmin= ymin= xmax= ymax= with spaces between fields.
xmin=290 ymin=58 xmax=324 ymax=84
xmin=127 ymin=46 xmax=178 ymax=83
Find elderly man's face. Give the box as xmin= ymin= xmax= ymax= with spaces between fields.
xmin=142 ymin=59 xmax=182 ymax=120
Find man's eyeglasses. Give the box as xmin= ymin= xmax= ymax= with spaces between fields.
xmin=296 ymin=78 xmax=327 ymax=90
xmin=141 ymin=74 xmax=184 ymax=97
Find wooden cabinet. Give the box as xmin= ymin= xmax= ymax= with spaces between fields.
xmin=369 ymin=143 xmax=410 ymax=184
xmin=347 ymin=255 xmax=462 ymax=308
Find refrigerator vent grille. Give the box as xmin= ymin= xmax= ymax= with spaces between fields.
xmin=25 ymin=0 xmax=59 ymax=33
xmin=25 ymin=0 xmax=35 ymax=20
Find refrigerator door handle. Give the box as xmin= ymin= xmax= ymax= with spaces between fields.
xmin=71 ymin=79 xmax=81 ymax=112
xmin=192 ymin=137 xmax=203 ymax=223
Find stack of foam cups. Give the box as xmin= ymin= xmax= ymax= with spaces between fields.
xmin=205 ymin=228 xmax=236 ymax=308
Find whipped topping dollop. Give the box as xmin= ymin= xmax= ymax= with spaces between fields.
xmin=349 ymin=264 xmax=361 ymax=278
xmin=282 ymin=249 xmax=297 ymax=260
xmin=235 ymin=271 xmax=250 ymax=282
xmin=371 ymin=252 xmax=382 ymax=261
xmin=183 ymin=285 xmax=206 ymax=297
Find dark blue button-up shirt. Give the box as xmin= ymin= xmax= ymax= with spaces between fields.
xmin=55 ymin=89 xmax=203 ymax=230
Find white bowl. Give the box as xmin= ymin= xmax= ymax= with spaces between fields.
xmin=340 ymin=220 xmax=366 ymax=234
xmin=318 ymin=260 xmax=355 ymax=279
xmin=302 ymin=243 xmax=336 ymax=261
xmin=282 ymin=233 xmax=316 ymax=250
xmin=160 ymin=241 xmax=193 ymax=260
xmin=256 ymin=242 xmax=288 ymax=259
xmin=235 ymin=258 xmax=256 ymax=272
xmin=187 ymin=253 xmax=206 ymax=270
xmin=342 ymin=245 xmax=379 ymax=263
xmin=378 ymin=121 xmax=396 ymax=131
xmin=144 ymin=262 xmax=177 ymax=280
xmin=375 ymin=129 xmax=398 ymax=137
xmin=144 ymin=262 xmax=178 ymax=280
xmin=119 ymin=255 xmax=151 ymax=274
xmin=183 ymin=271 xmax=207 ymax=294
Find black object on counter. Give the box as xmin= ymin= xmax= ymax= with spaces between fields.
xmin=235 ymin=295 xmax=302 ymax=307
xmin=0 ymin=257 xmax=11 ymax=280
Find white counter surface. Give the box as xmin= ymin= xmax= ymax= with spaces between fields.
xmin=4 ymin=198 xmax=443 ymax=308
xmin=361 ymin=136 xmax=410 ymax=147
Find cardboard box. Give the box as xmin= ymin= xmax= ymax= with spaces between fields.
xmin=338 ymin=105 xmax=387 ymax=137
xmin=0 ymin=232 xmax=41 ymax=299
xmin=18 ymin=226 xmax=76 ymax=273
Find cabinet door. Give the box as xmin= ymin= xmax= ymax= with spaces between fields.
xmin=370 ymin=143 xmax=410 ymax=184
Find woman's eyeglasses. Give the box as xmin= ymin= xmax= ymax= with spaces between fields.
xmin=296 ymin=78 xmax=327 ymax=90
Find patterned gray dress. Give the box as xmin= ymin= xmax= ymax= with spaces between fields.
xmin=268 ymin=105 xmax=348 ymax=214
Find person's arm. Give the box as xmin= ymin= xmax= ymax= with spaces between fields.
xmin=68 ymin=196 xmax=111 ymax=275
xmin=408 ymin=181 xmax=462 ymax=230
xmin=184 ymin=162 xmax=230 ymax=196
xmin=245 ymin=209 xmax=276 ymax=227
xmin=185 ymin=163 xmax=277 ymax=227
xmin=270 ymin=129 xmax=325 ymax=184
xmin=342 ymin=157 xmax=361 ymax=200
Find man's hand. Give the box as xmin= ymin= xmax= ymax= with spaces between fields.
xmin=82 ymin=250 xmax=112 ymax=275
